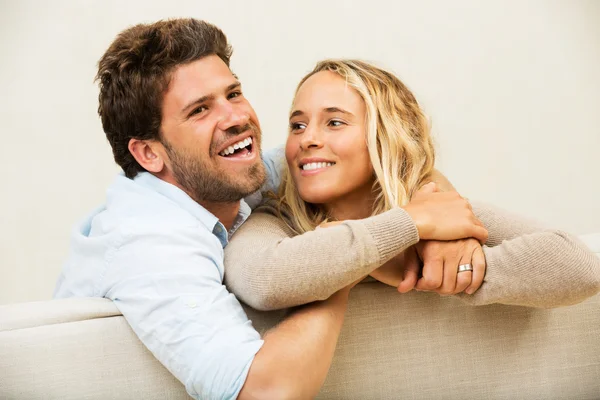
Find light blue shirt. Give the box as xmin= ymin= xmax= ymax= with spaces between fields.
xmin=54 ymin=148 xmax=284 ymax=400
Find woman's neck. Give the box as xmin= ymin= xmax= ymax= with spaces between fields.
xmin=325 ymin=192 xmax=376 ymax=222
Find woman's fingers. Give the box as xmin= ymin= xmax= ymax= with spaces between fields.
xmin=469 ymin=218 xmax=489 ymax=244
xmin=404 ymin=191 xmax=488 ymax=242
xmin=452 ymin=252 xmax=474 ymax=295
xmin=465 ymin=246 xmax=486 ymax=294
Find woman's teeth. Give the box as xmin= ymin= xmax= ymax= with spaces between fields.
xmin=302 ymin=162 xmax=335 ymax=171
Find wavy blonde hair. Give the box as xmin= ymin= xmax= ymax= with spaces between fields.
xmin=278 ymin=59 xmax=435 ymax=234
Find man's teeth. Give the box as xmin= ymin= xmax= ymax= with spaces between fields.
xmin=219 ymin=137 xmax=253 ymax=156
xmin=302 ymin=162 xmax=335 ymax=171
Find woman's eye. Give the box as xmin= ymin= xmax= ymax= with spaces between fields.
xmin=328 ymin=119 xmax=345 ymax=127
xmin=228 ymin=91 xmax=242 ymax=99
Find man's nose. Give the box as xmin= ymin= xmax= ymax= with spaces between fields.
xmin=216 ymin=101 xmax=249 ymax=133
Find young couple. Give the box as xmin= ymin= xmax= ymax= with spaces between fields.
xmin=55 ymin=18 xmax=600 ymax=400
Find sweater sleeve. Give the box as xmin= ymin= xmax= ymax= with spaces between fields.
xmin=224 ymin=206 xmax=419 ymax=311
xmin=457 ymin=202 xmax=600 ymax=308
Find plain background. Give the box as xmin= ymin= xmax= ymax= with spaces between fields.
xmin=1 ymin=0 xmax=598 ymax=305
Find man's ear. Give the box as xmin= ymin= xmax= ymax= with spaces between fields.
xmin=128 ymin=138 xmax=165 ymax=174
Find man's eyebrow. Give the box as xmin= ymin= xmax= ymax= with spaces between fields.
xmin=180 ymin=81 xmax=242 ymax=115
xmin=181 ymin=94 xmax=214 ymax=115
xmin=289 ymin=110 xmax=304 ymax=119
xmin=227 ymin=81 xmax=241 ymax=92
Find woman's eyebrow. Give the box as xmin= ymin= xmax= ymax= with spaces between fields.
xmin=323 ymin=107 xmax=353 ymax=116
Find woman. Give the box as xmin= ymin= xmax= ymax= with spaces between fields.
xmin=224 ymin=59 xmax=600 ymax=312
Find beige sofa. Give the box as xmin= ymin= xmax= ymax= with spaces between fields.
xmin=1 ymin=234 xmax=599 ymax=400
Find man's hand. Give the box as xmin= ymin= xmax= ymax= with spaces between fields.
xmin=414 ymin=239 xmax=486 ymax=295
xmin=367 ymin=248 xmax=421 ymax=293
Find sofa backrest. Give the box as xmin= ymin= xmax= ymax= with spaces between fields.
xmin=1 ymin=237 xmax=599 ymax=399
xmin=0 ymin=298 xmax=190 ymax=400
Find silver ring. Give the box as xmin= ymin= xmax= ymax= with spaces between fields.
xmin=457 ymin=264 xmax=473 ymax=273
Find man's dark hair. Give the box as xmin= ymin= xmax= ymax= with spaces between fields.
xmin=96 ymin=18 xmax=232 ymax=178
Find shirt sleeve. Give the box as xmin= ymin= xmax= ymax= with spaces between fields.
xmin=260 ymin=145 xmax=285 ymax=194
xmin=101 ymin=223 xmax=263 ymax=400
xmin=243 ymin=146 xmax=285 ymax=210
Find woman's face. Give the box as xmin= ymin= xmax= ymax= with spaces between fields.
xmin=286 ymin=71 xmax=374 ymax=206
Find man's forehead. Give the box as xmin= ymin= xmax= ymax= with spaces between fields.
xmin=166 ymin=55 xmax=237 ymax=106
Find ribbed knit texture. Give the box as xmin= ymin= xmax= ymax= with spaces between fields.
xmin=362 ymin=207 xmax=420 ymax=262
xmin=457 ymin=202 xmax=600 ymax=307
xmin=225 ymin=206 xmax=418 ymax=311
xmin=225 ymin=202 xmax=600 ymax=311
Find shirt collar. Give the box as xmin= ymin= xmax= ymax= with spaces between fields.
xmin=133 ymin=172 xmax=250 ymax=246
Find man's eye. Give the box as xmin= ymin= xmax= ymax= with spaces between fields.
xmin=190 ymin=106 xmax=207 ymax=116
xmin=228 ymin=91 xmax=242 ymax=99
xmin=290 ymin=122 xmax=306 ymax=131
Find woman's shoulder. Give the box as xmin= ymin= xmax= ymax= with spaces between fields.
xmin=235 ymin=198 xmax=297 ymax=238
xmin=253 ymin=197 xmax=295 ymax=221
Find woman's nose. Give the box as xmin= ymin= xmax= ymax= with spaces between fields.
xmin=300 ymin=127 xmax=323 ymax=150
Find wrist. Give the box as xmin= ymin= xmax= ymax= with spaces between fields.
xmin=402 ymin=206 xmax=428 ymax=239
xmin=330 ymin=286 xmax=351 ymax=305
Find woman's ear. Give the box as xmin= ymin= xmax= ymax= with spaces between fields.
xmin=128 ymin=138 xmax=165 ymax=173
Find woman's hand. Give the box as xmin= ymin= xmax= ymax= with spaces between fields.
xmin=318 ymin=201 xmax=487 ymax=295
xmin=414 ymin=238 xmax=486 ymax=295
xmin=403 ymin=183 xmax=488 ymax=243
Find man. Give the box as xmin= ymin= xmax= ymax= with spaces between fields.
xmin=54 ymin=19 xmax=355 ymax=399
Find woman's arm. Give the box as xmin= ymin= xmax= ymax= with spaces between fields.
xmin=224 ymin=205 xmax=419 ymax=311
xmin=457 ymin=202 xmax=600 ymax=307
xmin=225 ymin=185 xmax=488 ymax=312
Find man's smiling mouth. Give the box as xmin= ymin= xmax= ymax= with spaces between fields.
xmin=218 ymin=137 xmax=253 ymax=157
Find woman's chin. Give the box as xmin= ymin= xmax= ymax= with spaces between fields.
xmin=298 ymin=189 xmax=335 ymax=205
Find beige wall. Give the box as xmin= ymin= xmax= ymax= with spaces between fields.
xmin=1 ymin=0 xmax=598 ymax=304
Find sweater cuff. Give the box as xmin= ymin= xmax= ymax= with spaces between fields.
xmin=362 ymin=208 xmax=420 ymax=262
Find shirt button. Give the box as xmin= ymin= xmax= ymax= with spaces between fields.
xmin=187 ymin=302 xmax=197 ymax=308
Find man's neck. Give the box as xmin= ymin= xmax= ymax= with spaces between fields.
xmin=153 ymin=172 xmax=241 ymax=230
xmin=200 ymin=200 xmax=241 ymax=231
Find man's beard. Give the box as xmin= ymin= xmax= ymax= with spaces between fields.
xmin=163 ymin=134 xmax=266 ymax=204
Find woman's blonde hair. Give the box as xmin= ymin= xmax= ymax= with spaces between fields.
xmin=278 ymin=59 xmax=435 ymax=233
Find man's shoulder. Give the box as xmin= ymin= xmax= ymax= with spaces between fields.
xmin=56 ymin=174 xmax=224 ymax=299
xmin=74 ymin=175 xmax=219 ymax=264
xmin=260 ymin=146 xmax=285 ymax=193
xmin=243 ymin=146 xmax=285 ymax=210
xmin=103 ymin=174 xmax=213 ymax=232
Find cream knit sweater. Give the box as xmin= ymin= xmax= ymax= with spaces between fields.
xmin=224 ymin=201 xmax=600 ymax=311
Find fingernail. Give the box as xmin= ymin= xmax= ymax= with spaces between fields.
xmin=466 ymin=289 xmax=474 ymax=295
